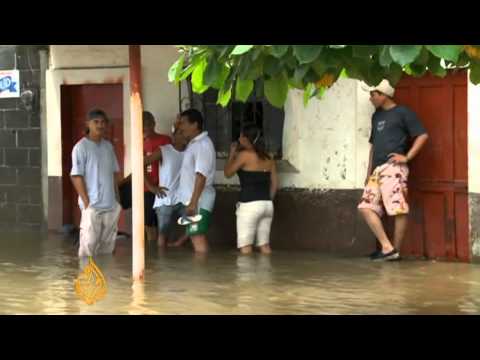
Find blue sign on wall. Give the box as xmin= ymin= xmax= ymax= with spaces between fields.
xmin=0 ymin=70 xmax=20 ymax=98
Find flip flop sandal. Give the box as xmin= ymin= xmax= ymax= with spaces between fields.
xmin=177 ymin=214 xmax=203 ymax=226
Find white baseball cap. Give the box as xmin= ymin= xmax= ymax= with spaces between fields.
xmin=361 ymin=79 xmax=395 ymax=97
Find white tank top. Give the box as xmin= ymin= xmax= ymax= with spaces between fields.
xmin=153 ymin=144 xmax=185 ymax=208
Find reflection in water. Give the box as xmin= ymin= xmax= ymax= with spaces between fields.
xmin=0 ymin=232 xmax=480 ymax=314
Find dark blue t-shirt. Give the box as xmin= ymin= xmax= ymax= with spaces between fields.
xmin=369 ymin=105 xmax=427 ymax=169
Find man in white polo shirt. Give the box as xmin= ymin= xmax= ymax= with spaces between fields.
xmin=70 ymin=109 xmax=122 ymax=258
xmin=177 ymin=109 xmax=216 ymax=253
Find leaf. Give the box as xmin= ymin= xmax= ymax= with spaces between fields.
xmin=209 ymin=45 xmax=229 ymax=53
xmin=231 ymin=45 xmax=254 ymax=55
xmin=270 ymin=45 xmax=290 ymax=58
xmin=238 ymin=55 xmax=253 ymax=79
xmin=235 ymin=78 xmax=254 ymax=102
xmin=245 ymin=58 xmax=263 ymax=80
xmin=379 ymin=46 xmax=393 ymax=67
xmin=389 ymin=45 xmax=423 ymax=66
xmin=283 ymin=52 xmax=299 ymax=69
xmin=212 ymin=65 xmax=230 ymax=90
xmin=178 ymin=64 xmax=195 ymax=81
xmin=408 ymin=63 xmax=427 ymax=77
xmin=203 ymin=57 xmax=223 ymax=87
xmin=470 ymin=61 xmax=480 ymax=85
xmin=264 ymin=55 xmax=283 ymax=76
xmin=251 ymin=46 xmax=263 ymax=61
xmin=339 ymin=68 xmax=348 ymax=78
xmin=264 ymin=71 xmax=289 ymax=108
xmin=294 ymin=64 xmax=310 ymax=84
xmin=315 ymin=86 xmax=327 ymax=100
xmin=427 ymin=56 xmax=447 ymax=77
xmin=311 ymin=60 xmax=328 ymax=77
xmin=384 ymin=63 xmax=404 ymax=86
xmin=191 ymin=57 xmax=209 ymax=94
xmin=366 ymin=64 xmax=385 ymax=87
xmin=426 ymin=45 xmax=464 ymax=62
xmin=218 ymin=45 xmax=235 ymax=60
xmin=223 ymin=69 xmax=237 ymax=93
xmin=303 ymin=82 xmax=315 ymax=106
xmin=353 ymin=45 xmax=378 ymax=58
xmin=168 ymin=53 xmax=185 ymax=83
xmin=293 ymin=45 xmax=323 ymax=64
xmin=414 ymin=47 xmax=430 ymax=65
xmin=217 ymin=86 xmax=232 ymax=107
xmin=178 ymin=52 xmax=206 ymax=81
xmin=288 ymin=77 xmax=305 ymax=90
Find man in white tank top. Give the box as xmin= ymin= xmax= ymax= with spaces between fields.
xmin=145 ymin=128 xmax=187 ymax=248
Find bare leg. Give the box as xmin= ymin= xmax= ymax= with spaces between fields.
xmin=145 ymin=226 xmax=157 ymax=243
xmin=359 ymin=209 xmax=394 ymax=253
xmin=258 ymin=244 xmax=272 ymax=255
xmin=393 ymin=215 xmax=408 ymax=252
xmin=191 ymin=235 xmax=208 ymax=253
xmin=157 ymin=233 xmax=167 ymax=249
xmin=168 ymin=233 xmax=189 ymax=248
xmin=239 ymin=245 xmax=253 ymax=255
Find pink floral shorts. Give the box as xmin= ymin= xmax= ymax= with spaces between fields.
xmin=358 ymin=163 xmax=409 ymax=217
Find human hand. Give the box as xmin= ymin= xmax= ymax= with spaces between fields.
xmin=388 ymin=153 xmax=408 ymax=164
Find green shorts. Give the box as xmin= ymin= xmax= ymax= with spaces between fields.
xmin=186 ymin=208 xmax=212 ymax=236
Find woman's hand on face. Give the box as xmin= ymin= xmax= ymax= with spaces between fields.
xmin=230 ymin=141 xmax=239 ymax=155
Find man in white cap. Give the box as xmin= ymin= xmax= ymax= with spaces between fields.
xmin=358 ymin=79 xmax=429 ymax=261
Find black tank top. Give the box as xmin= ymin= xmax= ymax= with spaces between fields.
xmin=237 ymin=169 xmax=271 ymax=203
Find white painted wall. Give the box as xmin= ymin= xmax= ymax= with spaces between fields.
xmin=141 ymin=45 xmax=180 ymax=135
xmin=49 ymin=45 xmax=129 ymax=68
xmin=468 ymin=77 xmax=480 ymax=194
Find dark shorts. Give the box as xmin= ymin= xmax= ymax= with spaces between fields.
xmin=118 ymin=179 xmax=132 ymax=210
xmin=118 ymin=178 xmax=157 ymax=227
xmin=155 ymin=203 xmax=185 ymax=235
xmin=144 ymin=191 xmax=157 ymax=227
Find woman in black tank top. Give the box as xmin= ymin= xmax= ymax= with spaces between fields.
xmin=224 ymin=124 xmax=278 ymax=255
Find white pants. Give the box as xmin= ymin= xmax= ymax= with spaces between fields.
xmin=236 ymin=201 xmax=274 ymax=249
xmin=78 ymin=202 xmax=122 ymax=257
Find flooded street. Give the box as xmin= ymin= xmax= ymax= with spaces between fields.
xmin=1 ymin=232 xmax=480 ymax=315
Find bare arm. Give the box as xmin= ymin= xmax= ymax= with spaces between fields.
xmin=224 ymin=142 xmax=246 ymax=178
xmin=364 ymin=145 xmax=374 ymax=185
xmin=388 ymin=133 xmax=429 ymax=164
xmin=224 ymin=152 xmax=247 ymax=178
xmin=406 ymin=133 xmax=429 ymax=162
xmin=144 ymin=148 xmax=163 ymax=166
xmin=118 ymin=174 xmax=131 ymax=187
xmin=186 ymin=173 xmax=206 ymax=215
xmin=270 ymin=160 xmax=278 ymax=200
xmin=71 ymin=176 xmax=90 ymax=208
xmin=144 ymin=164 xmax=168 ymax=198
xmin=114 ymin=172 xmax=121 ymax=202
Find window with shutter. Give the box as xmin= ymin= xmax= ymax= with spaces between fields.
xmin=180 ymin=78 xmax=284 ymax=159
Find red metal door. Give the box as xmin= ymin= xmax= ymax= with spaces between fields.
xmin=61 ymin=84 xmax=125 ymax=231
xmin=393 ymin=71 xmax=469 ymax=261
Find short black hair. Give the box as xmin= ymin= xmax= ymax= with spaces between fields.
xmin=87 ymin=108 xmax=109 ymax=122
xmin=180 ymin=109 xmax=203 ymax=131
xmin=143 ymin=111 xmax=155 ymax=127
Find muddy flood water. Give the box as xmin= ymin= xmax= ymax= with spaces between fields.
xmin=1 ymin=231 xmax=480 ymax=315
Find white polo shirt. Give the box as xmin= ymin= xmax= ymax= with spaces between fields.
xmin=152 ymin=144 xmax=185 ymax=208
xmin=70 ymin=137 xmax=120 ymax=210
xmin=177 ymin=131 xmax=216 ymax=212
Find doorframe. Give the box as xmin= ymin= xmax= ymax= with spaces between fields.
xmin=468 ymin=73 xmax=480 ymax=258
xmin=46 ymin=67 xmax=131 ymax=230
